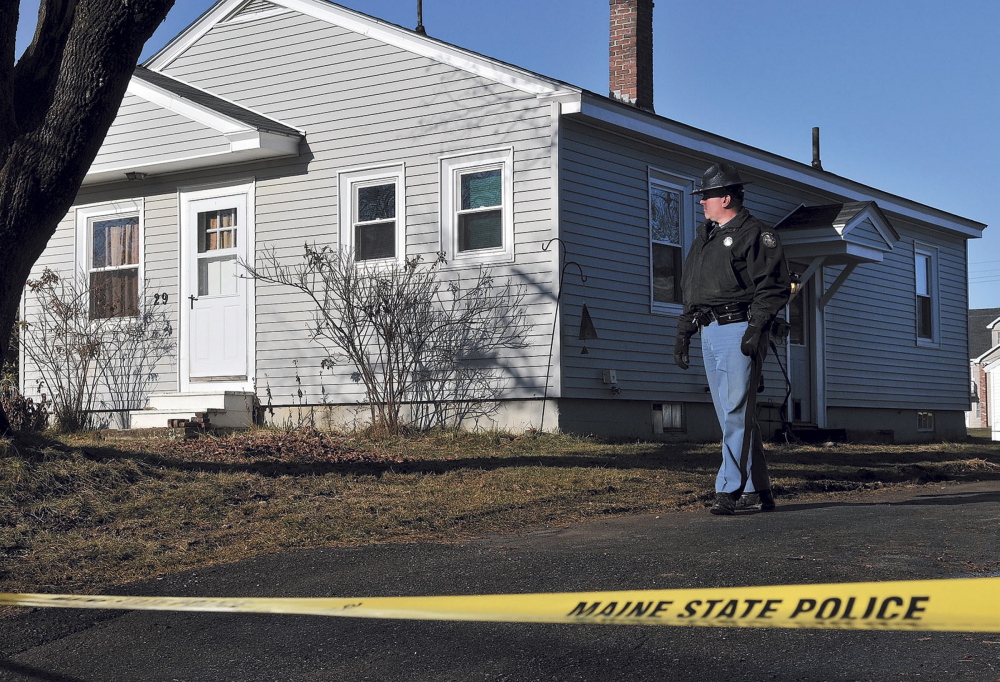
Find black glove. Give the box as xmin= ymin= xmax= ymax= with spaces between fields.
xmin=674 ymin=314 xmax=698 ymax=370
xmin=740 ymin=324 xmax=763 ymax=357
xmin=674 ymin=335 xmax=690 ymax=370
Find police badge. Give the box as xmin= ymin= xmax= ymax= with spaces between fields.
xmin=723 ymin=236 xmax=733 ymax=247
xmin=761 ymin=232 xmax=777 ymax=248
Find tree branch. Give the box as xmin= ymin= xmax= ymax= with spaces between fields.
xmin=0 ymin=1 xmax=20 ymax=148
xmin=10 ymin=0 xmax=77 ymax=136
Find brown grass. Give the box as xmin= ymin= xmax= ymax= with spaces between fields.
xmin=2 ymin=428 xmax=999 ymax=595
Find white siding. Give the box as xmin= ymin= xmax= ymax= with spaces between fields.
xmin=92 ymin=93 xmax=230 ymax=170
xmin=153 ymin=9 xmax=559 ymax=406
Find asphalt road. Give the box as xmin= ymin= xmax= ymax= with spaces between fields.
xmin=2 ymin=481 xmax=999 ymax=681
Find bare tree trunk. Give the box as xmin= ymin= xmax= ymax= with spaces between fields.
xmin=0 ymin=0 xmax=175 ymax=433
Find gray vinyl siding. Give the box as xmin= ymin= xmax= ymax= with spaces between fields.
xmin=155 ymin=9 xmax=557 ymax=405
xmin=823 ymin=219 xmax=970 ymax=411
xmin=557 ymin=118 xmax=972 ymax=416
xmin=557 ymin=119 xmax=812 ymax=405
xmin=845 ymin=218 xmax=890 ymax=252
xmin=22 ymin=180 xmax=182 ymax=412
xmin=92 ymin=93 xmax=230 ymax=171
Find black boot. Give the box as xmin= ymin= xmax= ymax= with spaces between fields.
xmin=710 ymin=492 xmax=737 ymax=515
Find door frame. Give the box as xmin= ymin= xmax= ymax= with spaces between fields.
xmin=177 ymin=179 xmax=256 ymax=394
xmin=786 ymin=270 xmax=824 ymax=428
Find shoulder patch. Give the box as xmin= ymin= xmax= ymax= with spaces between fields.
xmin=761 ymin=232 xmax=778 ymax=248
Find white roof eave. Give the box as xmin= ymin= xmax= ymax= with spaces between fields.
xmin=82 ymin=131 xmax=300 ymax=186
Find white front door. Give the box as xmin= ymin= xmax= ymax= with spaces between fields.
xmin=180 ymin=183 xmax=254 ymax=390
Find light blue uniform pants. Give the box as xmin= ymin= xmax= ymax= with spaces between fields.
xmin=700 ymin=320 xmax=770 ymax=495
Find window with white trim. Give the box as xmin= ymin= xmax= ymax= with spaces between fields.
xmin=440 ymin=148 xmax=514 ymax=264
xmin=914 ymin=245 xmax=939 ymax=345
xmin=76 ymin=201 xmax=142 ymax=319
xmin=649 ymin=169 xmax=695 ymax=312
xmin=338 ymin=165 xmax=405 ymax=263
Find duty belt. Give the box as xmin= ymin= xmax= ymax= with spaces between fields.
xmin=699 ymin=303 xmax=749 ymax=326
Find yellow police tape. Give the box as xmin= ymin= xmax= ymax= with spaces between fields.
xmin=2 ymin=577 xmax=999 ymax=631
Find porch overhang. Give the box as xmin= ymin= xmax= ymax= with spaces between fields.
xmin=83 ymin=66 xmax=304 ymax=186
xmin=83 ymin=130 xmax=301 ymax=186
xmin=776 ymin=201 xmax=899 ymax=266
xmin=775 ymin=201 xmax=899 ymax=308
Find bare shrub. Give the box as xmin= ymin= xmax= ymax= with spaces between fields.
xmin=20 ymin=269 xmax=175 ymax=431
xmin=21 ymin=270 xmax=104 ymax=431
xmin=0 ymin=379 xmax=50 ymax=433
xmin=244 ymin=245 xmax=529 ymax=435
xmin=96 ymin=304 xmax=175 ymax=429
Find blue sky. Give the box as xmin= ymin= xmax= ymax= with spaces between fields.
xmin=16 ymin=0 xmax=1000 ymax=308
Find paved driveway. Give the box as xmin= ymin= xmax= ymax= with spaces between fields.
xmin=3 ymin=481 xmax=999 ymax=681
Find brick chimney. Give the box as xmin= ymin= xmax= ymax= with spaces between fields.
xmin=609 ymin=0 xmax=654 ymax=112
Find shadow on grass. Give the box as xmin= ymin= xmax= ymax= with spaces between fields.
xmin=13 ymin=432 xmax=1000 ymax=486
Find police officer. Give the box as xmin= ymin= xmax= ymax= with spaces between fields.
xmin=674 ymin=162 xmax=790 ymax=515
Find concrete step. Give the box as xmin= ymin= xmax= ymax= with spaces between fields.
xmin=130 ymin=391 xmax=256 ymax=430
xmin=146 ymin=391 xmax=256 ymax=412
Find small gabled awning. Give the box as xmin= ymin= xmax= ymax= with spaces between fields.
xmin=774 ymin=202 xmax=899 ymax=308
xmin=83 ymin=66 xmax=303 ymax=185
xmin=775 ymin=201 xmax=898 ymax=265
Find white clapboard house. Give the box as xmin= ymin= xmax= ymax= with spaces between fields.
xmin=21 ymin=0 xmax=986 ymax=442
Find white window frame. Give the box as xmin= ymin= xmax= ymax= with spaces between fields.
xmin=440 ymin=148 xmax=514 ymax=265
xmin=338 ymin=164 xmax=406 ymax=266
xmin=75 ymin=199 xmax=144 ymax=319
xmin=914 ymin=243 xmax=940 ymax=347
xmin=648 ymin=168 xmax=696 ymax=315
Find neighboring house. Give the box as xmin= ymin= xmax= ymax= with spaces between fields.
xmin=967 ymin=307 xmax=1000 ymax=432
xmin=20 ymin=0 xmax=987 ymax=442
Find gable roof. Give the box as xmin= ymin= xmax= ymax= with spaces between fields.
xmin=145 ymin=0 xmax=574 ymax=97
xmin=969 ymin=307 xmax=1000 ymax=359
xmin=94 ymin=0 xmax=986 ymax=241
xmin=132 ymin=66 xmax=301 ymax=138
xmin=83 ymin=65 xmax=303 ymax=185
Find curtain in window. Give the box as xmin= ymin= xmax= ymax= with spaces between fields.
xmin=90 ymin=216 xmax=139 ymax=319
xmin=93 ymin=217 xmax=139 ymax=268
xmin=91 ymin=270 xmax=139 ymax=319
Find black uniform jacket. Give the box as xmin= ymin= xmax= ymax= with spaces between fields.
xmin=679 ymin=209 xmax=790 ymax=329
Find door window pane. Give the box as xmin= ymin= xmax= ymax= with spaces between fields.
xmin=198 ymin=209 xmax=238 ymax=253
xmin=198 ymin=255 xmax=238 ymax=296
xmin=789 ymin=287 xmax=806 ymax=345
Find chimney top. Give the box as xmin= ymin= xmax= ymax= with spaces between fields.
xmin=609 ymin=0 xmax=654 ymax=112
